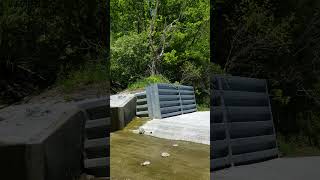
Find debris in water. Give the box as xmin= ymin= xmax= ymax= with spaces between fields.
xmin=161 ymin=152 xmax=170 ymax=157
xmin=139 ymin=128 xmax=145 ymax=134
xmin=173 ymin=144 xmax=179 ymax=147
xmin=141 ymin=161 xmax=151 ymax=166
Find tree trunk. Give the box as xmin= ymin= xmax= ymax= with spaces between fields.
xmin=148 ymin=0 xmax=159 ymax=76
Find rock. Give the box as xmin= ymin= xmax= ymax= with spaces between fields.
xmin=141 ymin=161 xmax=151 ymax=166
xmin=161 ymin=152 xmax=170 ymax=157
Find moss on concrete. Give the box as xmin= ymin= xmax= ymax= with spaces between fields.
xmin=122 ymin=116 xmax=150 ymax=132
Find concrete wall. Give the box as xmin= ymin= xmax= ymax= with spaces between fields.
xmin=111 ymin=96 xmax=136 ymax=131
xmin=0 ymin=103 xmax=85 ymax=180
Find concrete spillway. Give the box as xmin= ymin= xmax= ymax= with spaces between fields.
xmin=139 ymin=111 xmax=210 ymax=145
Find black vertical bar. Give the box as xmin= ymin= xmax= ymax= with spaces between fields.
xmin=178 ymin=85 xmax=184 ymax=114
xmin=265 ymin=80 xmax=279 ymax=157
xmin=217 ymin=77 xmax=233 ymax=166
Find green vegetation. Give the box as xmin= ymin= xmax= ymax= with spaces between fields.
xmin=127 ymin=75 xmax=170 ymax=91
xmin=111 ymin=0 xmax=213 ymax=108
xmin=197 ymin=104 xmax=210 ymax=111
xmin=57 ymin=62 xmax=109 ymax=93
xmin=215 ymin=0 xmax=320 ymax=155
xmin=277 ymin=134 xmax=320 ymax=157
xmin=0 ymin=0 xmax=109 ymax=104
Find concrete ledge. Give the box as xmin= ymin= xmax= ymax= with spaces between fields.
xmin=110 ymin=94 xmax=136 ymax=131
xmin=0 ymin=102 xmax=85 ymax=180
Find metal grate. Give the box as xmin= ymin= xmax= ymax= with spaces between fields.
xmin=136 ymin=83 xmax=197 ymax=119
xmin=211 ymin=75 xmax=278 ymax=171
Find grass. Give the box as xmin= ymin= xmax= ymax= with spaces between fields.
xmin=127 ymin=75 xmax=170 ymax=91
xmin=110 ymin=117 xmax=210 ymax=180
xmin=56 ymin=62 xmax=109 ymax=93
xmin=197 ymin=103 xmax=210 ymax=111
xmin=277 ymin=134 xmax=320 ymax=157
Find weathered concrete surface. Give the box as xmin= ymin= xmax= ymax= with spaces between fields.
xmin=0 ymin=102 xmax=81 ymax=145
xmin=138 ymin=111 xmax=210 ymax=145
xmin=0 ymin=102 xmax=85 ymax=180
xmin=110 ymin=94 xmax=135 ymax=108
xmin=110 ymin=93 xmax=137 ymax=131
xmin=212 ymin=156 xmax=320 ymax=180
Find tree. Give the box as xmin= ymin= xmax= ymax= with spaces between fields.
xmin=111 ymin=0 xmax=211 ymax=103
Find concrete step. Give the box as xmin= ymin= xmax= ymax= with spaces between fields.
xmin=84 ymin=157 xmax=110 ymax=177
xmin=85 ymin=137 xmax=110 ymax=148
xmin=85 ymin=118 xmax=110 ymax=129
xmin=85 ymin=118 xmax=110 ymax=139
xmin=135 ymin=92 xmax=146 ymax=97
xmin=136 ymin=111 xmax=148 ymax=115
xmin=85 ymin=138 xmax=109 ymax=158
xmin=137 ymin=98 xmax=147 ymax=103
xmin=136 ymin=104 xmax=148 ymax=109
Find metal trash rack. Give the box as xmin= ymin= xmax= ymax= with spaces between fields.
xmin=136 ymin=83 xmax=197 ymax=119
xmin=211 ymin=75 xmax=278 ymax=171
